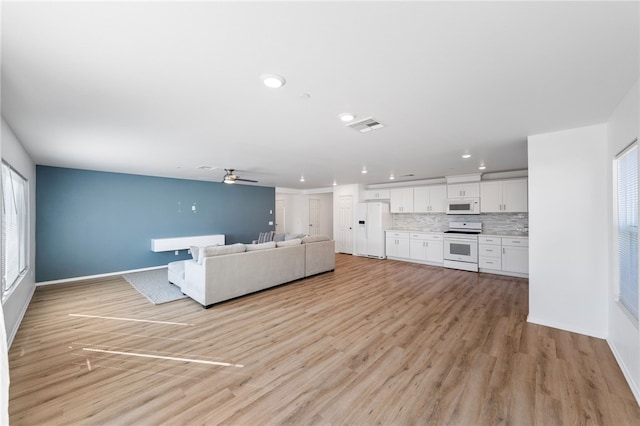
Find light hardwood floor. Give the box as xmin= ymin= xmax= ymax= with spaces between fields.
xmin=9 ymin=254 xmax=640 ymax=425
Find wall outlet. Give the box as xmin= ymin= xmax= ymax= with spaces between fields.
xmin=269 ymin=221 xmax=274 ymax=226
xmin=174 ymin=250 xmax=179 ymax=255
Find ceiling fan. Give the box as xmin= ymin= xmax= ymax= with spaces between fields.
xmin=222 ymin=169 xmax=258 ymax=184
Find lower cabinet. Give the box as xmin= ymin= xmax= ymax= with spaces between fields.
xmin=409 ymin=233 xmax=443 ymax=264
xmin=479 ymin=235 xmax=528 ymax=277
xmin=386 ymin=231 xmax=410 ymax=259
xmin=386 ymin=231 xmax=443 ymax=265
xmin=479 ymin=236 xmax=501 ymax=270
xmin=502 ymin=240 xmax=529 ymax=274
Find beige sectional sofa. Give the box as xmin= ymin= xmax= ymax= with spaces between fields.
xmin=168 ymin=237 xmax=335 ymax=308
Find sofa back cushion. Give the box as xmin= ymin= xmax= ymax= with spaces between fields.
xmin=301 ymin=235 xmax=330 ymax=244
xmin=276 ymin=238 xmax=302 ymax=247
xmin=246 ymin=241 xmax=276 ymax=251
xmin=198 ymin=243 xmax=246 ymax=264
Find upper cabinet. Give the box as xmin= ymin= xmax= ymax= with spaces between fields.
xmin=364 ymin=189 xmax=390 ymax=200
xmin=413 ymin=185 xmax=446 ymax=213
xmin=390 ymin=188 xmax=414 ymax=213
xmin=480 ymin=178 xmax=528 ymax=212
xmin=447 ymin=182 xmax=480 ymax=198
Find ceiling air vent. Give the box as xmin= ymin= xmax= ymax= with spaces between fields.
xmin=346 ymin=117 xmax=385 ymax=133
xmin=196 ymin=165 xmax=218 ymax=171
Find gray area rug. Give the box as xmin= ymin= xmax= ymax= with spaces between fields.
xmin=123 ymin=268 xmax=187 ymax=305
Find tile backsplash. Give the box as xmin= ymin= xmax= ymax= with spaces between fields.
xmin=392 ymin=213 xmax=528 ymax=234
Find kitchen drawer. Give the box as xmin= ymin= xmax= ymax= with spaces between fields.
xmin=480 ymin=257 xmax=502 ymax=269
xmin=410 ymin=233 xmax=442 ymax=241
xmin=502 ymin=237 xmax=528 ymax=248
xmin=479 ymin=245 xmax=501 ymax=258
xmin=386 ymin=231 xmax=409 ymax=238
xmin=479 ymin=236 xmax=501 ymax=245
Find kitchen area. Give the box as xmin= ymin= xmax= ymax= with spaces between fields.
xmin=355 ymin=173 xmax=529 ymax=278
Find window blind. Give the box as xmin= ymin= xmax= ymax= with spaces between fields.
xmin=616 ymin=142 xmax=639 ymax=320
xmin=1 ymin=163 xmax=28 ymax=297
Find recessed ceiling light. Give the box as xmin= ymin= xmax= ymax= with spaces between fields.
xmin=300 ymin=175 xmax=305 ymax=182
xmin=389 ymin=174 xmax=395 ymax=180
xmin=338 ymin=113 xmax=356 ymax=122
xmin=361 ymin=167 xmax=368 ymax=174
xmin=332 ymin=180 xmax=337 ymax=186
xmin=462 ymin=153 xmax=471 ymax=159
xmin=260 ymin=74 xmax=286 ymax=88
xmin=478 ymin=165 xmax=486 ymax=170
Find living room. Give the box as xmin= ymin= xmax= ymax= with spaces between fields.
xmin=1 ymin=1 xmax=639 ymax=424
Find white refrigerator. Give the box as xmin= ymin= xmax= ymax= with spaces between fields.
xmin=355 ymin=202 xmax=392 ymax=259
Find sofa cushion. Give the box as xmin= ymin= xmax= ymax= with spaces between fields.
xmin=198 ymin=243 xmax=246 ymax=264
xmin=273 ymin=233 xmax=286 ymax=242
xmin=168 ymin=260 xmax=186 ymax=287
xmin=276 ymin=238 xmax=302 ymax=247
xmin=246 ymin=241 xmax=276 ymax=251
xmin=301 ymin=235 xmax=330 ymax=244
xmin=284 ymin=233 xmax=307 ymax=241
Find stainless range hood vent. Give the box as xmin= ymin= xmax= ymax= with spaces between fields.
xmin=346 ymin=117 xmax=385 ymax=133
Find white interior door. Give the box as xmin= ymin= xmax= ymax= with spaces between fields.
xmin=275 ymin=200 xmax=285 ymax=234
xmin=308 ymin=199 xmax=320 ymax=235
xmin=338 ymin=195 xmax=353 ymax=254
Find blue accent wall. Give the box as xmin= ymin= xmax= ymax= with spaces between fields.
xmin=36 ymin=166 xmax=275 ymax=282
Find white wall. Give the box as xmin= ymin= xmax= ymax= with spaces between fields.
xmin=528 ymin=124 xmax=609 ymax=338
xmin=275 ymin=190 xmax=333 ymax=236
xmin=607 ymin=80 xmax=640 ymax=403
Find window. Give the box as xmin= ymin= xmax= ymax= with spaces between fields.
xmin=615 ymin=141 xmax=638 ymax=320
xmin=2 ymin=162 xmax=28 ymax=299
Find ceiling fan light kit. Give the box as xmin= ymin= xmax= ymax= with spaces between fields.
xmin=222 ymin=169 xmax=258 ymax=184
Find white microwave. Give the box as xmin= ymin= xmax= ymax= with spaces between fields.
xmin=446 ymin=198 xmax=480 ymax=215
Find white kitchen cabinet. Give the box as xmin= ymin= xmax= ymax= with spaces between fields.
xmin=386 ymin=231 xmax=410 ymax=258
xmin=447 ymin=182 xmax=480 ymax=198
xmin=413 ymin=185 xmax=446 ymax=213
xmin=364 ymin=189 xmax=390 ymax=200
xmin=478 ymin=236 xmax=501 ymax=270
xmin=479 ymin=236 xmax=528 ymax=277
xmin=502 ymin=245 xmax=529 ymax=274
xmin=390 ymin=188 xmax=414 ymax=213
xmin=480 ymin=179 xmax=528 ymax=213
xmin=409 ymin=233 xmax=443 ymax=263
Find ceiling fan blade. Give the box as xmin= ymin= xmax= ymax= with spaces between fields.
xmin=235 ymin=178 xmax=258 ymax=183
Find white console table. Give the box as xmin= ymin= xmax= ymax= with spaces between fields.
xmin=151 ymin=234 xmax=225 ymax=252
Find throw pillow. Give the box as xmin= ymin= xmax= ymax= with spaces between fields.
xmin=246 ymin=241 xmax=277 ymax=251
xmin=276 ymin=238 xmax=302 ymax=247
xmin=302 ymin=235 xmax=330 ymax=244
xmin=190 ymin=245 xmax=200 ymax=260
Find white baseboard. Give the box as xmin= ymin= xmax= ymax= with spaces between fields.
xmin=36 ymin=265 xmax=167 ymax=287
xmin=607 ymin=339 xmax=640 ymax=406
xmin=526 ymin=315 xmax=607 ymax=339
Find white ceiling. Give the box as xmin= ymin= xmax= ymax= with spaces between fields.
xmin=2 ymin=1 xmax=638 ymax=189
